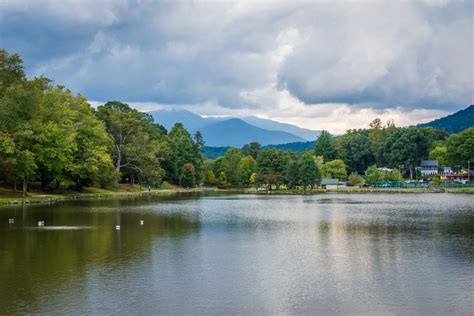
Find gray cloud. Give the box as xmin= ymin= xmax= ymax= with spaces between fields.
xmin=0 ymin=0 xmax=472 ymax=112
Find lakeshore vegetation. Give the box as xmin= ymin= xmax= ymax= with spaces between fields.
xmin=0 ymin=49 xmax=473 ymax=197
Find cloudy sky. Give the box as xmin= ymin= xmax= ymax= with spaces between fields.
xmin=1 ymin=0 xmax=472 ymax=133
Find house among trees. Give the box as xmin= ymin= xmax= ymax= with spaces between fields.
xmin=321 ymin=178 xmax=339 ymax=190
xmin=421 ymin=160 xmax=439 ymax=176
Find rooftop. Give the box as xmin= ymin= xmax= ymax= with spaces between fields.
xmin=321 ymin=178 xmax=339 ymax=185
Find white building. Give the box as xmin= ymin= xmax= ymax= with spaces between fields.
xmin=421 ymin=160 xmax=438 ymax=176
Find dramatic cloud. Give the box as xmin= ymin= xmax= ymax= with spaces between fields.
xmin=0 ymin=0 xmax=472 ymax=132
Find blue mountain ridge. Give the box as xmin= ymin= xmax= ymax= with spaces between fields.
xmin=148 ymin=109 xmax=320 ymax=146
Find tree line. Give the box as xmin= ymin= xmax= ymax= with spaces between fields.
xmin=202 ymin=121 xmax=473 ymax=189
xmin=1 ymin=49 xmax=472 ymax=195
xmin=0 ymin=50 xmax=204 ymax=195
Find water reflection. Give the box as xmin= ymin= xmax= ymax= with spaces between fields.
xmin=0 ymin=193 xmax=472 ymax=314
xmin=0 ymin=200 xmax=200 ymax=314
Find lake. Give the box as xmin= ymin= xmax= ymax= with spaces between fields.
xmin=0 ymin=193 xmax=473 ymax=314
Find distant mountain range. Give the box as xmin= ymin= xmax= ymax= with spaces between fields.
xmin=417 ymin=105 xmax=473 ymax=133
xmin=148 ymin=109 xmax=321 ymax=147
xmin=149 ymin=105 xmax=473 ymax=158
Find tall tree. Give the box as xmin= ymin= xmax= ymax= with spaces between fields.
xmin=284 ymin=152 xmax=300 ymax=189
xmin=299 ymin=153 xmax=320 ymax=190
xmin=241 ymin=142 xmax=261 ymax=159
xmin=236 ymin=155 xmax=257 ymax=186
xmin=96 ymin=101 xmax=165 ymax=184
xmin=337 ymin=130 xmax=375 ymax=173
xmin=167 ymin=123 xmax=203 ymax=183
xmin=314 ymin=130 xmax=336 ymax=162
xmin=0 ymin=49 xmax=26 ymax=98
xmin=222 ymin=147 xmax=243 ymax=185
xmin=180 ymin=163 xmax=196 ymax=188
xmin=446 ymin=127 xmax=474 ymax=166
xmin=429 ymin=146 xmax=448 ymax=167
xmin=256 ymin=148 xmax=288 ymax=190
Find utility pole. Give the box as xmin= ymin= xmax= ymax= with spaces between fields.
xmin=468 ymin=160 xmax=471 ymax=182
xmin=399 ymin=165 xmax=403 ymax=190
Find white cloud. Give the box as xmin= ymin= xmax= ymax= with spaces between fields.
xmin=1 ymin=0 xmax=472 ymax=130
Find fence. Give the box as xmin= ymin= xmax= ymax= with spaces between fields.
xmin=369 ymin=181 xmax=474 ymax=189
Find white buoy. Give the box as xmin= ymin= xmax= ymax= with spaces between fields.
xmin=115 ymin=225 xmax=121 ymax=230
xmin=8 ymin=218 xmax=14 ymax=224
xmin=140 ymin=220 xmax=144 ymax=226
xmin=38 ymin=221 xmax=44 ymax=227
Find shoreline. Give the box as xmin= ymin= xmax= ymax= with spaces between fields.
xmin=0 ymin=186 xmax=473 ymax=206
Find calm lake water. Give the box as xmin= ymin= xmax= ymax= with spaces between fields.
xmin=0 ymin=193 xmax=473 ymax=314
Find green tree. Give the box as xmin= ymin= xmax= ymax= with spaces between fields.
xmin=299 ymin=153 xmax=320 ymax=190
xmin=202 ymin=160 xmax=216 ymax=186
xmin=383 ymin=127 xmax=444 ymax=179
xmin=250 ymin=173 xmax=257 ymax=187
xmin=284 ymin=153 xmax=300 ymax=190
xmin=222 ymin=147 xmax=243 ymax=185
xmin=0 ymin=131 xmax=16 ymax=189
xmin=179 ymin=163 xmax=196 ymax=188
xmin=256 ymin=148 xmax=288 ymax=190
xmin=337 ymin=130 xmax=375 ymax=173
xmin=236 ymin=155 xmax=257 ymax=186
xmin=348 ymin=172 xmax=365 ymax=186
xmin=322 ymin=159 xmax=347 ymax=179
xmin=384 ymin=168 xmax=402 ymax=181
xmin=241 ymin=142 xmax=261 ymax=159
xmin=364 ymin=165 xmax=384 ymax=183
xmin=167 ymin=123 xmax=203 ymax=184
xmin=0 ymin=76 xmax=49 ymax=193
xmin=429 ymin=146 xmax=448 ymax=167
xmin=15 ymin=150 xmax=36 ymax=196
xmin=0 ymin=49 xmax=26 ymax=98
xmin=218 ymin=171 xmax=227 ymax=186
xmin=204 ymin=170 xmax=216 ymax=186
xmin=446 ymin=128 xmax=474 ymax=166
xmin=368 ymin=118 xmax=397 ymax=165
xmin=315 ymin=130 xmax=336 ymax=162
xmin=66 ymin=93 xmax=115 ymax=188
xmin=97 ymin=101 xmax=166 ymax=186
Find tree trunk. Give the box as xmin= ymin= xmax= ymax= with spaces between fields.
xmin=22 ymin=177 xmax=27 ymax=197
xmin=13 ymin=176 xmax=17 ymax=193
xmin=115 ymin=148 xmax=122 ymax=173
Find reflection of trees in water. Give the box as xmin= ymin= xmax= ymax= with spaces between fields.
xmin=0 ymin=203 xmax=200 ymax=314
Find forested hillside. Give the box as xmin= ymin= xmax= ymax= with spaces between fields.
xmin=417 ymin=105 xmax=473 ymax=133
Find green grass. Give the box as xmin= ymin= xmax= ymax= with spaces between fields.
xmin=0 ymin=187 xmax=26 ymax=198
xmin=158 ymin=181 xmax=180 ymax=190
xmin=82 ymin=187 xmax=114 ymax=194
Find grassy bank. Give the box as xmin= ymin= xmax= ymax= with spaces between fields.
xmin=1 ymin=184 xmax=473 ymax=205
xmin=0 ymin=183 xmax=220 ymax=205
